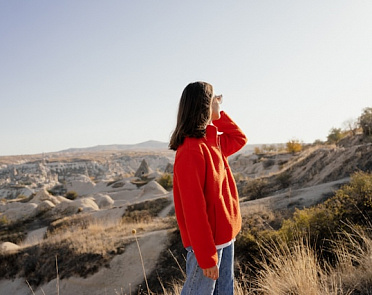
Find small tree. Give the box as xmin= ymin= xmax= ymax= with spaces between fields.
xmin=342 ymin=118 xmax=358 ymax=136
xmin=359 ymin=107 xmax=372 ymax=136
xmin=313 ymin=139 xmax=325 ymax=146
xmin=327 ymin=128 xmax=343 ymax=144
xmin=286 ymin=139 xmax=302 ymax=154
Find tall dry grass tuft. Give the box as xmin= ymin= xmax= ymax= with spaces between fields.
xmin=256 ymin=237 xmax=340 ymax=295
xmin=160 ymin=280 xmax=182 ymax=295
xmin=332 ymin=225 xmax=372 ymax=294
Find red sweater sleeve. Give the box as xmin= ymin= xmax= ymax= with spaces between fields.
xmin=174 ymin=145 xmax=219 ymax=269
xmin=213 ymin=111 xmax=247 ymax=156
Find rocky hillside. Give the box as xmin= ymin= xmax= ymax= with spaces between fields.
xmin=231 ymin=134 xmax=372 ymax=198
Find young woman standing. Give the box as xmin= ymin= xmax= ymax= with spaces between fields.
xmin=169 ymin=81 xmax=247 ymax=294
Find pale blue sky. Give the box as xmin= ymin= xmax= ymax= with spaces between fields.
xmin=1 ymin=1 xmax=371 ymax=156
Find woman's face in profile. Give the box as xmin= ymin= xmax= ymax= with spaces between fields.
xmin=210 ymin=94 xmax=222 ymax=121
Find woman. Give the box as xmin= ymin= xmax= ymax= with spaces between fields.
xmin=169 ymin=81 xmax=247 ymax=294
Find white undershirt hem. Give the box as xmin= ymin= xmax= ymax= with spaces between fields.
xmin=216 ymin=238 xmax=235 ymax=250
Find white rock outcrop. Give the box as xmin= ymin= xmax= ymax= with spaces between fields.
xmin=53 ymin=197 xmax=99 ymax=215
xmin=1 ymin=202 xmax=38 ymax=223
xmin=122 ymin=181 xmax=137 ymax=190
xmin=138 ymin=180 xmax=168 ymax=201
xmin=65 ymin=175 xmax=96 ymax=196
xmin=32 ymin=189 xmax=60 ymax=205
xmin=0 ymin=242 xmax=20 ymax=254
xmin=93 ymin=194 xmax=114 ymax=209
xmin=34 ymin=200 xmax=56 ymax=215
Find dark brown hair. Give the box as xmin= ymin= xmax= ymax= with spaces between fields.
xmin=169 ymin=81 xmax=213 ymax=151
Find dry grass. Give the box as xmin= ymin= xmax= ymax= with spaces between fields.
xmin=3 ymin=184 xmax=372 ymax=294
xmin=4 ymin=216 xmax=372 ymax=294
xmin=237 ymin=226 xmax=372 ymax=295
xmin=160 ymin=225 xmax=372 ymax=295
xmin=255 ymin=237 xmax=339 ymax=295
xmin=40 ymin=215 xmax=171 ymax=256
xmin=332 ymin=226 xmax=372 ymax=294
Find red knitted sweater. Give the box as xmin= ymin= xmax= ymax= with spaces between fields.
xmin=173 ymin=111 xmax=247 ymax=269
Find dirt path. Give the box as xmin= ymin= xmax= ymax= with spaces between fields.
xmin=158 ymin=192 xmax=174 ymax=218
xmin=241 ymin=178 xmax=349 ymax=212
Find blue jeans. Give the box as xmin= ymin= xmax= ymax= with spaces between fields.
xmin=181 ymin=242 xmax=234 ymax=295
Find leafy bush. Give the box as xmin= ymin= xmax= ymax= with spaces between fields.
xmin=286 ymin=139 xmax=302 ymax=153
xmin=313 ymin=139 xmax=325 ymax=146
xmin=276 ymin=171 xmax=372 ymax=254
xmin=276 ymin=171 xmax=292 ymax=188
xmin=65 ymin=191 xmax=78 ymax=200
xmin=156 ymin=173 xmax=173 ymax=190
xmin=327 ymin=171 xmax=372 ymax=224
xmin=327 ymin=127 xmax=344 ymax=144
xmin=278 ymin=206 xmax=336 ymax=250
xmin=241 ymin=178 xmax=269 ymax=200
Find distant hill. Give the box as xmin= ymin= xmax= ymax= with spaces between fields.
xmin=59 ymin=140 xmax=169 ymax=153
xmin=59 ymin=140 xmax=261 ymax=155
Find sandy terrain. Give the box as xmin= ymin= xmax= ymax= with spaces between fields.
xmin=0 ymin=230 xmax=169 ymax=295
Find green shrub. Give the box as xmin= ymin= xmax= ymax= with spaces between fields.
xmin=326 ymin=171 xmax=372 ymax=224
xmin=235 ymin=230 xmax=261 ymax=270
xmin=156 ymin=173 xmax=173 ymax=190
xmin=65 ymin=191 xmax=78 ymax=200
xmin=275 ymin=171 xmax=372 ymax=257
xmin=327 ymin=128 xmax=344 ymax=144
xmin=241 ymin=178 xmax=269 ymax=200
xmin=276 ymin=171 xmax=292 ymax=188
xmin=278 ymin=206 xmax=337 ymax=248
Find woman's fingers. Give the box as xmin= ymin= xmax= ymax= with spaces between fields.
xmin=203 ymin=265 xmax=219 ymax=280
